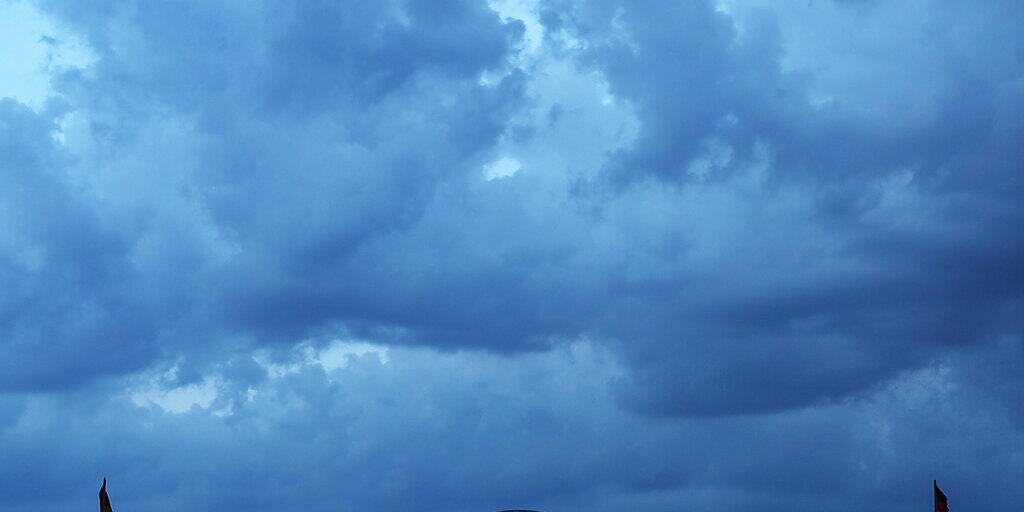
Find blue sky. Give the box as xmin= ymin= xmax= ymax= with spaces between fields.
xmin=0 ymin=0 xmax=1022 ymax=510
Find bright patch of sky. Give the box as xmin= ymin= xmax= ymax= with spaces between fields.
xmin=130 ymin=340 xmax=390 ymax=414
xmin=483 ymin=156 xmax=522 ymax=180
xmin=130 ymin=374 xmax=222 ymax=414
xmin=489 ymin=0 xmax=545 ymax=54
xmin=0 ymin=1 xmax=92 ymax=109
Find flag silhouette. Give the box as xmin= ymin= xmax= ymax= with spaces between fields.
xmin=99 ymin=478 xmax=113 ymax=512
xmin=934 ymin=480 xmax=948 ymax=512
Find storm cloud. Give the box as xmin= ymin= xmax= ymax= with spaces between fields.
xmin=0 ymin=0 xmax=1022 ymax=510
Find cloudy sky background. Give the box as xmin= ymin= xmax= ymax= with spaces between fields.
xmin=1 ymin=0 xmax=1023 ymax=510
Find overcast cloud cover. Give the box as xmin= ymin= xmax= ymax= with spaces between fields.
xmin=0 ymin=0 xmax=1022 ymax=510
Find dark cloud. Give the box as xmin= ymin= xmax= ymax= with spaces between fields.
xmin=0 ymin=98 xmax=163 ymax=390
xmin=1 ymin=0 xmax=1023 ymax=510
xmin=2 ymin=344 xmax=1024 ymax=512
xmin=533 ymin=0 xmax=1024 ymax=415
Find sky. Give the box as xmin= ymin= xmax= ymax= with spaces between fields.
xmin=0 ymin=0 xmax=1022 ymax=510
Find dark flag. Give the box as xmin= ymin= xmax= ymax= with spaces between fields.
xmin=98 ymin=475 xmax=113 ymax=512
xmin=934 ymin=480 xmax=948 ymax=512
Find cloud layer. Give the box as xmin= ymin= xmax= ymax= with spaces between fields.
xmin=0 ymin=0 xmax=1022 ymax=510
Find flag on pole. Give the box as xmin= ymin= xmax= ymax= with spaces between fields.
xmin=99 ymin=477 xmax=113 ymax=512
xmin=934 ymin=480 xmax=948 ymax=512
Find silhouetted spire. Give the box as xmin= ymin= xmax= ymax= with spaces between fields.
xmin=99 ymin=477 xmax=113 ymax=512
xmin=934 ymin=480 xmax=948 ymax=512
